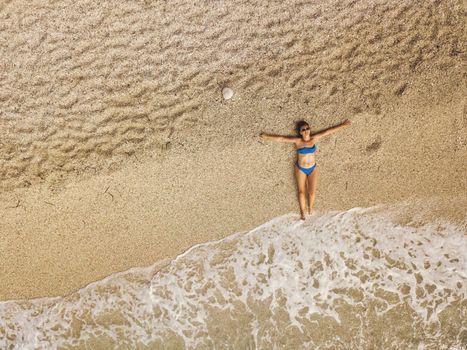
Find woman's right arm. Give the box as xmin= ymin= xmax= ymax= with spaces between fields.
xmin=259 ymin=133 xmax=299 ymax=143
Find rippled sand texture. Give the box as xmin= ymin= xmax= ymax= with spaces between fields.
xmin=0 ymin=201 xmax=465 ymax=349
xmin=1 ymin=0 xmax=465 ymax=190
xmin=0 ymin=0 xmax=466 ymax=298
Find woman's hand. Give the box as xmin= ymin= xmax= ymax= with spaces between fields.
xmin=342 ymin=119 xmax=352 ymax=126
xmin=259 ymin=132 xmax=268 ymax=140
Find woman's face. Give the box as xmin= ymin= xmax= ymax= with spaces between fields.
xmin=300 ymin=124 xmax=310 ymax=136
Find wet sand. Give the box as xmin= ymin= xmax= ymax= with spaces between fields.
xmin=0 ymin=0 xmax=466 ymax=299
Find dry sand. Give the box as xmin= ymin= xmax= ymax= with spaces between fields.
xmin=0 ymin=0 xmax=466 ymax=299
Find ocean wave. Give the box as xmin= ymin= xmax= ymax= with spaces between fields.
xmin=1 ymin=201 xmax=466 ymax=349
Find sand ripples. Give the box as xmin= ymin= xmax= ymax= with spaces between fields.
xmin=0 ymin=0 xmax=465 ymax=191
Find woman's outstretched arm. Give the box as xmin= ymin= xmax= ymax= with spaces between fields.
xmin=312 ymin=119 xmax=351 ymax=141
xmin=259 ymin=133 xmax=299 ymax=143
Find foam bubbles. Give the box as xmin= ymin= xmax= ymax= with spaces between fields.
xmin=0 ymin=203 xmax=465 ymax=349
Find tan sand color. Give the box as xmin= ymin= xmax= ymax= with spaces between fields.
xmin=0 ymin=0 xmax=466 ymax=299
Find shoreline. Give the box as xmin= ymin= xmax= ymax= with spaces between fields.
xmin=1 ymin=194 xmax=465 ymax=304
xmin=1 ymin=0 xmax=466 ymax=300
xmin=1 ymin=128 xmax=465 ymax=300
xmin=1 ymin=90 xmax=466 ymax=299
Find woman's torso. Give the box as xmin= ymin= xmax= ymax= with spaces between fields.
xmin=295 ymin=138 xmax=317 ymax=167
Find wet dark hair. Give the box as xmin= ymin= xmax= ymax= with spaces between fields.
xmin=295 ymin=120 xmax=310 ymax=136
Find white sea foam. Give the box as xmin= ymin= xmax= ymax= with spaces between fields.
xmin=0 ymin=201 xmax=466 ymax=349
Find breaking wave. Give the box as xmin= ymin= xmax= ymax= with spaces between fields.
xmin=1 ymin=200 xmax=466 ymax=349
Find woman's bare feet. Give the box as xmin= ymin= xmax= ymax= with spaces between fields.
xmin=300 ymin=211 xmax=306 ymax=220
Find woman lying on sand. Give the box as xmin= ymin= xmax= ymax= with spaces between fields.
xmin=259 ymin=119 xmax=351 ymax=220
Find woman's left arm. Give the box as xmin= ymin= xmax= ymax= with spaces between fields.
xmin=313 ymin=119 xmax=351 ymax=141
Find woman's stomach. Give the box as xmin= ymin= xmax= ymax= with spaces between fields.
xmin=297 ymin=154 xmax=316 ymax=167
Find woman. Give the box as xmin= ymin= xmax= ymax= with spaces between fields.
xmin=259 ymin=119 xmax=351 ymax=220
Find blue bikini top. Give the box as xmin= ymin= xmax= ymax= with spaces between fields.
xmin=297 ymin=144 xmax=317 ymax=154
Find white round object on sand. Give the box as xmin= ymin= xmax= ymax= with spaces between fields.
xmin=222 ymin=87 xmax=234 ymax=100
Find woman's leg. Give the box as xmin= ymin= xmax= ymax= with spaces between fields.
xmin=307 ymin=167 xmax=319 ymax=214
xmin=294 ymin=164 xmax=308 ymax=220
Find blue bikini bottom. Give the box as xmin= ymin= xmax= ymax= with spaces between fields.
xmin=295 ymin=162 xmax=317 ymax=175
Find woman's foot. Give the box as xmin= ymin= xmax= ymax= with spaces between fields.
xmin=300 ymin=211 xmax=306 ymax=220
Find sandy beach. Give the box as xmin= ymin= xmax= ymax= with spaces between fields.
xmin=1 ymin=0 xmax=466 ymax=302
